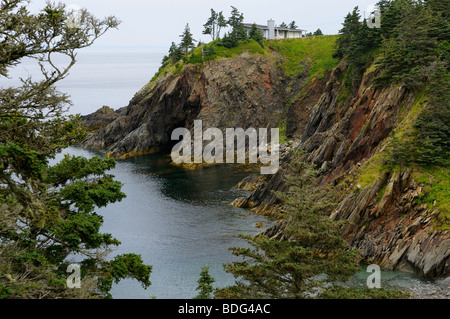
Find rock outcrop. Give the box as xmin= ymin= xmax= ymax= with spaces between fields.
xmin=232 ymin=60 xmax=449 ymax=278
xmin=82 ymin=53 xmax=290 ymax=158
xmin=332 ymin=168 xmax=449 ymax=278
xmin=80 ymin=105 xmax=126 ymax=133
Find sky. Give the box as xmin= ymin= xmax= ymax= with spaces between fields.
xmin=26 ymin=0 xmax=380 ymax=52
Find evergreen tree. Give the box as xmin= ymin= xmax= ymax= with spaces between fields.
xmin=377 ymin=0 xmax=404 ymax=39
xmin=289 ymin=21 xmax=298 ymax=29
xmin=279 ymin=22 xmax=288 ymax=28
xmin=0 ymin=0 xmax=151 ymax=299
xmin=414 ymin=62 xmax=450 ymax=166
xmin=179 ymin=23 xmax=195 ymax=56
xmin=333 ymin=7 xmax=362 ymax=59
xmin=219 ymin=151 xmax=361 ymax=299
xmin=203 ymin=9 xmax=228 ymax=41
xmin=374 ymin=1 xmax=441 ymax=89
xmin=168 ymin=41 xmax=183 ymax=63
xmin=249 ymin=23 xmax=264 ymax=46
xmin=194 ymin=265 xmax=216 ymax=299
xmin=313 ymin=28 xmax=323 ymax=36
xmin=228 ymin=6 xmax=247 ymax=41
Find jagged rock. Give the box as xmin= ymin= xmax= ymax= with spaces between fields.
xmin=82 ymin=54 xmax=291 ymax=158
xmin=80 ymin=105 xmax=125 ymax=133
xmin=231 ymin=59 xmax=448 ymax=278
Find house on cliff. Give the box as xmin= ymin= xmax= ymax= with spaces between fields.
xmin=243 ymin=19 xmax=307 ymax=39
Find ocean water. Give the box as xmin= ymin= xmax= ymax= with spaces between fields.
xmin=2 ymin=49 xmax=166 ymax=116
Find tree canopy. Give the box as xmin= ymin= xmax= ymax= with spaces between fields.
xmin=0 ymin=0 xmax=151 ymax=299
xmin=218 ymin=151 xmax=361 ymax=298
xmin=203 ymin=9 xmax=228 ymax=41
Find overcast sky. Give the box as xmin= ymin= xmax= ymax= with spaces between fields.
xmin=28 ymin=0 xmax=379 ymax=52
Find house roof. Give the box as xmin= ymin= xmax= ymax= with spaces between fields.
xmin=243 ymin=23 xmax=268 ymax=30
xmin=243 ymin=23 xmax=306 ymax=32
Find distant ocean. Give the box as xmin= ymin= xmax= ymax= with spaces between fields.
xmin=3 ymin=47 xmax=166 ymax=116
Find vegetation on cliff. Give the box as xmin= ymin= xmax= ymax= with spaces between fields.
xmin=335 ymin=0 xmax=449 ymax=230
xmin=218 ymin=0 xmax=449 ymax=298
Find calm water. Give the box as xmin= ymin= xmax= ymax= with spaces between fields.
xmin=3 ymin=49 xmax=165 ymax=115
xmin=56 ymin=146 xmax=270 ymax=299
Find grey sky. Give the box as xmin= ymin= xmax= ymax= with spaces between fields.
xmin=29 ymin=0 xmax=379 ymax=52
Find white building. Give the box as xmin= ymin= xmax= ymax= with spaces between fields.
xmin=243 ymin=19 xmax=307 ymax=40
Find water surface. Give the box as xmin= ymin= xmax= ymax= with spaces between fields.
xmin=57 ymin=147 xmax=270 ymax=299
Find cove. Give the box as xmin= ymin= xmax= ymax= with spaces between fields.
xmin=55 ymin=147 xmax=449 ymax=299
xmin=55 ymin=146 xmax=271 ymax=299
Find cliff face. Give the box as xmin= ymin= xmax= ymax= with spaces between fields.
xmin=82 ymin=52 xmax=289 ymax=158
xmin=230 ymin=59 xmax=449 ymax=278
xmin=82 ymin=47 xmax=448 ymax=278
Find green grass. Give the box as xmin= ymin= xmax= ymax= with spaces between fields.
xmin=355 ymin=151 xmax=389 ymax=189
xmin=146 ymin=35 xmax=339 ymax=92
xmin=267 ymin=35 xmax=339 ymax=79
xmin=185 ymin=39 xmax=270 ymax=65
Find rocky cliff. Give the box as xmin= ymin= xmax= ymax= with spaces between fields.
xmin=233 ymin=59 xmax=449 ymax=279
xmin=82 ymin=52 xmax=289 ymax=158
xmin=82 ymin=39 xmax=449 ymax=279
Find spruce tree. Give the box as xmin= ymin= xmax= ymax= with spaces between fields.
xmin=333 ymin=7 xmax=362 ymax=59
xmin=220 ymin=151 xmax=360 ymax=299
xmin=0 ymin=0 xmax=151 ymax=299
xmin=179 ymin=23 xmax=195 ymax=56
xmin=194 ymin=265 xmax=216 ymax=299
xmin=228 ymin=6 xmax=247 ymax=41
xmin=374 ymin=1 xmax=441 ymax=89
xmin=203 ymin=9 xmax=227 ymax=41
xmin=414 ymin=62 xmax=450 ymax=166
xmin=249 ymin=23 xmax=264 ymax=46
xmin=313 ymin=28 xmax=323 ymax=36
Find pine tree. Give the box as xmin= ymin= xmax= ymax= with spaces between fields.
xmin=228 ymin=6 xmax=247 ymax=41
xmin=414 ymin=62 xmax=450 ymax=166
xmin=313 ymin=28 xmax=323 ymax=36
xmin=289 ymin=21 xmax=298 ymax=29
xmin=220 ymin=151 xmax=361 ymax=299
xmin=249 ymin=23 xmax=264 ymax=46
xmin=333 ymin=7 xmax=362 ymax=59
xmin=179 ymin=23 xmax=195 ymax=56
xmin=374 ymin=1 xmax=441 ymax=89
xmin=194 ymin=265 xmax=216 ymax=299
xmin=0 ymin=1 xmax=151 ymax=299
xmin=168 ymin=42 xmax=183 ymax=63
xmin=203 ymin=9 xmax=228 ymax=41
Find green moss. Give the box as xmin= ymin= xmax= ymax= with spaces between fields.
xmin=412 ymin=165 xmax=450 ymax=231
xmin=356 ymin=152 xmax=389 ymax=189
xmin=278 ymin=119 xmax=288 ymax=144
xmin=337 ymin=67 xmax=353 ymax=104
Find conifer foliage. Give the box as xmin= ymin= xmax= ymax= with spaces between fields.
xmin=219 ymin=151 xmax=361 ymax=299
xmin=0 ymin=1 xmax=151 ymax=299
